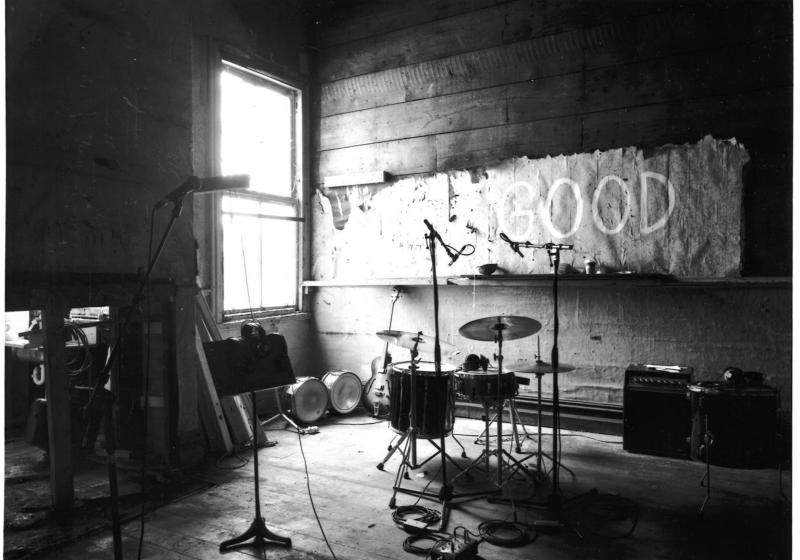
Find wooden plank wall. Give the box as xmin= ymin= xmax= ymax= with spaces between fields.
xmin=308 ymin=0 xmax=792 ymax=276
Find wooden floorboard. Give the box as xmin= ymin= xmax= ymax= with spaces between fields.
xmin=12 ymin=411 xmax=791 ymax=560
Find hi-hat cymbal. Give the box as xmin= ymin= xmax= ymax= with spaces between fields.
xmin=511 ymin=360 xmax=575 ymax=374
xmin=376 ymin=330 xmax=457 ymax=353
xmin=458 ymin=315 xmax=542 ymax=342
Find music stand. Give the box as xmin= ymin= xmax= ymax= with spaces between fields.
xmin=202 ymin=331 xmax=296 ymax=552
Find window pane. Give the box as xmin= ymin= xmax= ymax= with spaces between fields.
xmin=221 ymin=194 xmax=297 ymax=218
xmin=219 ymin=66 xmax=293 ymax=197
xmin=260 ymin=219 xmax=298 ymax=308
xmin=222 ymin=213 xmax=297 ymax=311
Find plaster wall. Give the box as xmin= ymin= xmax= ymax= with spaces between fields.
xmin=311 ymin=284 xmax=791 ymax=417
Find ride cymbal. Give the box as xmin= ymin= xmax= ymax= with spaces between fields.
xmin=457 ymin=315 xmax=542 ymax=341
xmin=375 ymin=330 xmax=457 ymax=353
xmin=511 ymin=360 xmax=575 ymax=374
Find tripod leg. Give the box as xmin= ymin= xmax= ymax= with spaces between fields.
xmin=699 ymin=419 xmax=712 ymax=516
xmin=475 ymin=410 xmax=499 ymax=445
xmin=377 ymin=431 xmax=408 ymax=470
xmin=427 ymin=441 xmax=467 ymax=475
xmin=508 ymin=400 xmax=522 ymax=453
xmin=390 ymin=434 xmax=414 ymax=508
xmin=450 ymin=434 xmax=468 ymax=458
xmin=510 ymin=398 xmax=535 ymax=442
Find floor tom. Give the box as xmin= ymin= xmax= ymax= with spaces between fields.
xmin=388 ymin=361 xmax=456 ymax=439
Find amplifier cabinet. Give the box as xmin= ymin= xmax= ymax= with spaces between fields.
xmin=623 ymin=364 xmax=693 ymax=459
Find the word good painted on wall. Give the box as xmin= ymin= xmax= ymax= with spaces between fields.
xmin=498 ymin=171 xmax=675 ymax=240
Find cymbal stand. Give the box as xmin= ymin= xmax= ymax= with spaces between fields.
xmin=494 ymin=238 xmax=593 ymax=522
xmin=378 ymin=342 xmax=421 ymax=471
xmin=450 ymin=327 xmax=537 ymax=489
xmin=516 ymin=341 xmax=574 ymax=479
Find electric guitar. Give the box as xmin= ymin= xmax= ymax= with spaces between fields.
xmin=362 ymin=287 xmax=401 ymax=417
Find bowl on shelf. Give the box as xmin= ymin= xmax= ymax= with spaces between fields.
xmin=477 ymin=263 xmax=498 ymax=275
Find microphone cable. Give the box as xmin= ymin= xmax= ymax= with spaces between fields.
xmin=297 ymin=430 xmax=339 ymax=560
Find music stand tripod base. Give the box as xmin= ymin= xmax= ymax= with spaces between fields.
xmin=219 ymin=516 xmax=291 ymax=552
xmin=219 ymin=390 xmax=292 ymax=553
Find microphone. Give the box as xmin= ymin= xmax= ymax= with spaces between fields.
xmin=155 ymin=174 xmax=250 ymax=208
xmin=499 ymin=232 xmax=524 ymax=257
xmin=546 ymin=243 xmax=574 ymax=251
xmin=424 ymin=219 xmax=459 ymax=265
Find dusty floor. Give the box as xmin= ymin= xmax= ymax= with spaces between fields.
xmin=5 ymin=410 xmax=792 ymax=559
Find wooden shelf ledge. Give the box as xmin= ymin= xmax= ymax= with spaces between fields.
xmin=302 ymin=275 xmax=791 ymax=289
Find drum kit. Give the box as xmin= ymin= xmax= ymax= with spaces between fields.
xmin=373 ymin=313 xmax=576 ymax=507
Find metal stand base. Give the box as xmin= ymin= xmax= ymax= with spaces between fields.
xmin=220 ymin=516 xmax=291 ymax=552
xmin=262 ymin=389 xmax=313 ymax=434
xmin=220 ymin=391 xmax=291 ymax=553
xmin=378 ymin=430 xmax=468 ymax=471
xmin=515 ymin=374 xmax=574 ymax=480
xmin=451 ymin=402 xmax=537 ymax=489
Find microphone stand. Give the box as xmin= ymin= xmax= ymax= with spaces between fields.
xmin=83 ymin=178 xmax=244 ymax=559
xmin=81 ymin=196 xmax=187 ymax=560
xmin=495 ymin=237 xmax=596 ymax=528
xmin=390 ymin=221 xmax=481 ymax=529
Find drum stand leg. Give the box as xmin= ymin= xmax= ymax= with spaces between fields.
xmin=698 ymin=418 xmax=714 ymax=516
xmin=261 ymin=388 xmax=310 ymax=434
xmin=451 ymin=402 xmax=537 ymax=489
xmin=475 ymin=398 xmax=537 ymax=454
xmin=516 ymin=373 xmax=574 ymax=480
xmin=377 ymin=430 xmax=409 ymax=471
xmin=417 ymin=438 xmax=467 ymax=472
xmin=220 ymin=391 xmax=291 ymax=553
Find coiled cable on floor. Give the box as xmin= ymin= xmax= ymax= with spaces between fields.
xmin=392 ymin=504 xmax=442 ymax=531
xmin=401 ymin=531 xmax=451 ymax=555
xmin=478 ymin=519 xmax=536 ymax=547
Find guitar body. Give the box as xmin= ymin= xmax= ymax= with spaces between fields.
xmin=362 ymin=355 xmax=392 ymax=417
xmin=362 ymin=287 xmax=401 ymax=418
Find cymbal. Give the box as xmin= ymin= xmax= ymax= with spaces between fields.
xmin=458 ymin=315 xmax=541 ymax=341
xmin=511 ymin=360 xmax=575 ymax=374
xmin=376 ymin=330 xmax=457 ymax=353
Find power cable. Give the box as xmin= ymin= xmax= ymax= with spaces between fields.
xmin=297 ymin=430 xmax=338 ymax=560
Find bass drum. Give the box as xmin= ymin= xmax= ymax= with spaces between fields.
xmin=282 ymin=377 xmax=329 ymax=424
xmin=322 ymin=370 xmax=362 ymax=414
xmin=388 ymin=361 xmax=456 ymax=439
xmin=455 ymin=368 xmax=517 ymax=402
xmin=688 ymin=381 xmax=779 ymax=469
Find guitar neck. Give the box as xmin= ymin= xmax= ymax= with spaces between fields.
xmin=380 ymin=291 xmax=400 ymax=370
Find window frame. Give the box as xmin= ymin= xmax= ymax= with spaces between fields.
xmin=209 ymin=57 xmax=306 ymax=322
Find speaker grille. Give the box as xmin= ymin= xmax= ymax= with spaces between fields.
xmin=623 ymin=364 xmax=692 ymax=459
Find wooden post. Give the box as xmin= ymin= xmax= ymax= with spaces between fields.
xmin=42 ymin=294 xmax=73 ymax=514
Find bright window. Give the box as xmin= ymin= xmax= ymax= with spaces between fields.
xmin=217 ymin=61 xmax=302 ymax=317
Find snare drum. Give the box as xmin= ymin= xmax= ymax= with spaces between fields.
xmin=322 ymin=370 xmax=362 ymax=414
xmin=388 ymin=361 xmax=456 ymax=439
xmin=455 ymin=368 xmax=517 ymax=402
xmin=688 ymin=381 xmax=779 ymax=469
xmin=282 ymin=377 xmax=329 ymax=424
